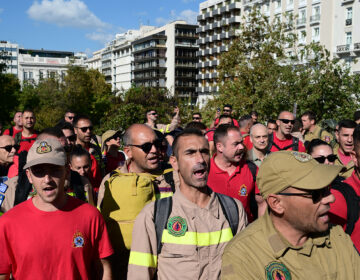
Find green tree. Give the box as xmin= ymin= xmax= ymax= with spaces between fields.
xmin=206 ymin=9 xmax=360 ymax=122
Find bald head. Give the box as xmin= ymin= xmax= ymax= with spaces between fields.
xmin=0 ymin=135 xmax=16 ymax=165
xmin=250 ymin=124 xmax=268 ymax=151
xmin=278 ymin=111 xmax=294 ymax=120
xmin=123 ymin=124 xmax=156 ymax=146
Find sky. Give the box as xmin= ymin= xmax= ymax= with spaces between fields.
xmin=0 ymin=0 xmax=201 ymax=56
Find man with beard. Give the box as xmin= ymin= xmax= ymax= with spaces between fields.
xmin=127 ymin=129 xmax=247 ymax=280
xmin=15 ymin=109 xmax=38 ymax=153
xmin=222 ymin=151 xmax=360 ymax=279
xmin=268 ymin=111 xmax=306 ymax=153
xmin=208 ymin=125 xmax=258 ymax=221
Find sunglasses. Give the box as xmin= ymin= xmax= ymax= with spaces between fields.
xmin=77 ymin=126 xmax=93 ymax=133
xmin=66 ymin=134 xmax=77 ymax=142
xmin=0 ymin=144 xmax=20 ymax=153
xmin=149 ymin=113 xmax=158 ymax=116
xmin=193 ymin=117 xmax=201 ymax=120
xmin=314 ymin=154 xmax=337 ymax=164
xmin=223 ymin=109 xmax=231 ymax=112
xmin=127 ymin=139 xmax=163 ymax=154
xmin=67 ymin=116 xmax=74 ymax=120
xmin=278 ymin=186 xmax=331 ymax=203
xmin=279 ymin=119 xmax=295 ymax=125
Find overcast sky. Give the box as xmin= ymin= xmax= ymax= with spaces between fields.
xmin=0 ymin=0 xmax=200 ymax=56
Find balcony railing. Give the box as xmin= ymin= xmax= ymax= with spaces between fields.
xmin=354 ymin=43 xmax=360 ymax=51
xmin=346 ymin=19 xmax=352 ymax=26
xmin=310 ymin=14 xmax=320 ymax=23
xmin=296 ymin=18 xmax=306 ymax=26
xmin=336 ymin=44 xmax=350 ymax=53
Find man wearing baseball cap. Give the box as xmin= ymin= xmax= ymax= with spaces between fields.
xmin=221 ymin=151 xmax=360 ymax=279
xmin=0 ymin=138 xmax=113 ymax=279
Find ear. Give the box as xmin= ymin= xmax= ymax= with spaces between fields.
xmin=311 ymin=119 xmax=315 ymax=125
xmin=250 ymin=136 xmax=253 ymax=143
xmin=169 ymin=155 xmax=179 ymax=172
xmin=276 ymin=119 xmax=281 ymax=127
xmin=74 ymin=127 xmax=79 ymax=136
xmin=216 ymin=142 xmax=224 ymax=153
xmin=123 ymin=146 xmax=132 ymax=159
xmin=266 ymin=194 xmax=285 ymax=215
xmin=26 ymin=169 xmax=33 ymax=184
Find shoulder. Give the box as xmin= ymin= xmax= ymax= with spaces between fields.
xmin=135 ymin=201 xmax=156 ymax=223
xmin=66 ymin=196 xmax=102 ymax=217
xmin=0 ymin=199 xmax=31 ymax=221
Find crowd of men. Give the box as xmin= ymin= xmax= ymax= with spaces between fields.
xmin=0 ymin=105 xmax=359 ymax=279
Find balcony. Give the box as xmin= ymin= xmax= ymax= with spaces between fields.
xmin=211 ymin=60 xmax=219 ymax=67
xmin=336 ymin=44 xmax=351 ymax=53
xmin=354 ymin=43 xmax=360 ymax=52
xmin=220 ymin=45 xmax=229 ymax=52
xmin=197 ymin=14 xmax=205 ymax=21
xmin=229 ymin=16 xmax=241 ymax=24
xmin=213 ymin=8 xmax=220 ymax=16
xmin=229 ymin=2 xmax=241 ymax=10
xmin=221 ymin=18 xmax=229 ymax=26
xmin=220 ymin=32 xmax=230 ymax=39
xmin=212 ymin=34 xmax=221 ymax=41
xmin=213 ymin=21 xmax=221 ymax=28
xmin=341 ymin=0 xmax=354 ymax=5
xmin=310 ymin=14 xmax=320 ymax=25
xmin=205 ymin=61 xmax=210 ymax=67
xmin=346 ymin=19 xmax=352 ymax=26
xmin=220 ymin=6 xmax=229 ymax=13
xmin=205 ymin=11 xmax=213 ymax=19
xmin=296 ymin=18 xmax=306 ymax=28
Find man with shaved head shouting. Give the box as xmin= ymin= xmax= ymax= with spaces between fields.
xmin=268 ymin=111 xmax=306 ymax=153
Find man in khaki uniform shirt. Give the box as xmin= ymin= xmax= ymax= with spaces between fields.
xmin=128 ymin=129 xmax=247 ymax=280
xmin=222 ymin=151 xmax=360 ymax=280
xmin=301 ymin=111 xmax=333 ymax=145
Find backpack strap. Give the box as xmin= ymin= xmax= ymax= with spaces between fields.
xmin=292 ymin=137 xmax=299 ymax=151
xmin=163 ymin=169 xmax=176 ymax=193
xmin=267 ymin=133 xmax=274 ymax=153
xmin=154 ymin=197 xmax=173 ymax=255
xmin=331 ymin=179 xmax=360 ymax=235
xmin=245 ymin=160 xmax=257 ymax=182
xmin=9 ymin=127 xmax=13 ymax=137
xmin=216 ymin=193 xmax=239 ymax=237
xmin=14 ymin=132 xmax=22 ymax=145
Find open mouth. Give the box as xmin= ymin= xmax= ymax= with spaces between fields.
xmin=193 ymin=167 xmax=207 ymax=179
xmin=43 ymin=186 xmax=56 ymax=195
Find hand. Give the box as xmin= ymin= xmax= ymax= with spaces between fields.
xmin=174 ymin=106 xmax=179 ymax=114
xmin=215 ymin=110 xmax=221 ymax=118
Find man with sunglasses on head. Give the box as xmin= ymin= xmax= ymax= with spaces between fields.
xmin=145 ymin=107 xmax=180 ymax=134
xmin=99 ymin=124 xmax=179 ymax=279
xmin=0 ymin=136 xmax=19 ymax=215
xmin=73 ymin=115 xmax=103 ymax=193
xmin=222 ymin=151 xmax=360 ymax=279
xmin=268 ymin=111 xmax=306 ymax=153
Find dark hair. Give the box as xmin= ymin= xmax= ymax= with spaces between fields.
xmin=307 ymin=139 xmax=331 ymax=155
xmin=192 ymin=112 xmax=202 ymax=118
xmin=250 ymin=111 xmax=258 ymax=117
xmin=354 ymin=111 xmax=360 ymax=122
xmin=172 ymin=128 xmax=204 ymax=157
xmin=73 ymin=114 xmax=90 ymax=127
xmin=353 ymin=125 xmax=360 ymax=149
xmin=301 ymin=111 xmax=316 ymax=123
xmin=70 ymin=144 xmax=91 ymax=163
xmin=338 ymin=119 xmax=357 ymax=132
xmin=267 ymin=119 xmax=276 ymax=125
xmin=214 ymin=124 xmax=238 ymax=146
xmin=22 ymin=108 xmax=34 ymax=115
xmin=61 ymin=122 xmax=75 ymax=133
xmin=223 ymin=104 xmax=232 ymax=110
xmin=185 ymin=121 xmax=207 ymax=131
xmin=292 ymin=119 xmax=303 ymax=133
xmin=239 ymin=115 xmax=252 ymax=128
xmin=65 ymin=109 xmax=75 ymax=115
xmin=38 ymin=127 xmax=65 ymax=139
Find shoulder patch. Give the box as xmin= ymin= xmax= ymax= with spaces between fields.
xmin=291 ymin=151 xmax=312 ymax=162
xmin=167 ymin=216 xmax=187 ymax=237
xmin=265 ymin=261 xmax=291 ymax=280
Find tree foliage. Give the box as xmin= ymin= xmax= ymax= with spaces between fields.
xmin=204 ymin=9 xmax=360 ymax=122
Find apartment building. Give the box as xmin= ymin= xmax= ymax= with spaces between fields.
xmin=0 ymin=41 xmax=19 ymax=76
xmin=196 ymin=0 xmax=360 ymax=105
xmin=132 ymin=21 xmax=199 ymax=103
xmin=18 ymin=49 xmax=86 ymax=85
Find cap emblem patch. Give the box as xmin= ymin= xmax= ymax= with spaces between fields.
xmin=291 ymin=151 xmax=312 ymax=162
xmin=36 ymin=141 xmax=52 ymax=154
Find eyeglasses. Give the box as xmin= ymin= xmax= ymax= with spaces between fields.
xmin=66 ymin=134 xmax=77 ymax=142
xmin=277 ymin=186 xmax=331 ymax=203
xmin=279 ymin=119 xmax=295 ymax=125
xmin=0 ymin=144 xmax=20 ymax=153
xmin=77 ymin=126 xmax=93 ymax=133
xmin=127 ymin=139 xmax=163 ymax=154
xmin=314 ymin=154 xmax=337 ymax=164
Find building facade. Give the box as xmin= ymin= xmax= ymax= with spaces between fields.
xmin=196 ymin=0 xmax=360 ymax=105
xmin=0 ymin=41 xmax=19 ymax=76
xmin=132 ymin=21 xmax=199 ymax=103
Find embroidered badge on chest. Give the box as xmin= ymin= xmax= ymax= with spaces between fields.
xmin=72 ymin=231 xmax=85 ymax=248
xmin=167 ymin=216 xmax=187 ymax=237
xmin=238 ymin=184 xmax=248 ymax=196
xmin=265 ymin=261 xmax=291 ymax=280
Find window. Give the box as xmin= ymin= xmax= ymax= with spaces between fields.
xmin=299 ymin=30 xmax=306 ymax=43
xmin=29 ymin=72 xmax=33 ymax=79
xmin=300 ymin=8 xmax=306 ymax=20
xmin=313 ymin=6 xmax=320 ymax=15
xmin=24 ymin=72 xmax=28 ymax=80
xmin=346 ymin=7 xmax=353 ymax=26
xmin=312 ymin=27 xmax=320 ymax=41
xmin=39 ymin=70 xmax=44 ymax=79
xmin=346 ymin=32 xmax=352 ymax=46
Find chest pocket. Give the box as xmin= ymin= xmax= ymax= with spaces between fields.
xmin=160 ymin=243 xmax=197 ymax=258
